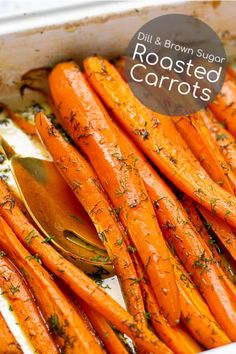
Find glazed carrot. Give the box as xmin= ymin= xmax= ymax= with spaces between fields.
xmin=0 ymin=103 xmax=36 ymax=135
xmin=227 ymin=66 xmax=236 ymax=80
xmin=209 ymin=72 xmax=236 ymax=137
xmin=114 ymin=57 xmax=126 ymax=80
xmin=197 ymin=205 xmax=236 ymax=263
xmin=110 ymin=118 xmax=236 ymax=340
xmin=0 ymin=312 xmax=23 ymax=353
xmin=173 ymin=113 xmax=236 ymax=194
xmin=181 ymin=196 xmax=236 ymax=278
xmin=132 ymin=253 xmax=202 ymax=354
xmin=55 ymin=281 xmax=105 ymax=350
xmin=0 ymin=254 xmax=58 ymax=353
xmin=200 ymin=108 xmax=236 ymax=173
xmin=171 ymin=255 xmax=230 ymax=348
xmin=0 ymin=217 xmax=104 ymax=354
xmin=84 ymin=56 xmax=236 ymax=231
xmin=114 ymin=59 xmax=236 ymax=193
xmin=0 ymin=180 xmax=168 ymax=354
xmin=48 ymin=61 xmax=179 ymax=325
xmin=35 ymin=112 xmax=146 ymax=327
xmin=81 ymin=301 xmax=128 ymax=354
xmin=114 ymin=60 xmax=234 ymax=191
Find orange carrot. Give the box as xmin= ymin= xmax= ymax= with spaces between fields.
xmin=35 ymin=112 xmax=146 ymax=327
xmin=209 ymin=72 xmax=236 ymax=137
xmin=54 ymin=281 xmax=105 ymax=351
xmin=197 ymin=205 xmax=236 ymax=263
xmin=0 ymin=179 xmax=169 ymax=354
xmin=0 ymin=254 xmax=58 ymax=353
xmin=84 ymin=56 xmax=236 ymax=231
xmin=109 ymin=117 xmax=236 ymax=340
xmin=81 ymin=301 xmax=129 ymax=354
xmin=48 ymin=61 xmax=180 ymax=325
xmin=171 ymin=255 xmax=230 ymax=348
xmin=0 ymin=103 xmax=36 ymax=135
xmin=132 ymin=253 xmax=202 ymax=354
xmin=173 ymin=113 xmax=236 ymax=194
xmin=114 ymin=59 xmax=236 ymax=193
xmin=0 ymin=312 xmax=23 ymax=353
xmin=200 ymin=108 xmax=236 ymax=173
xmin=114 ymin=57 xmax=126 ymax=80
xmin=0 ymin=216 xmax=104 ymax=354
xmin=182 ymin=195 xmax=236 ymax=273
xmin=227 ymin=66 xmax=236 ymax=80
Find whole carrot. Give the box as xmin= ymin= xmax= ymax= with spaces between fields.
xmin=35 ymin=112 xmax=146 ymax=327
xmin=0 ymin=311 xmax=23 ymax=353
xmin=195 ymin=204 xmax=236 ymax=263
xmin=81 ymin=301 xmax=129 ymax=354
xmin=114 ymin=58 xmax=236 ymax=192
xmin=173 ymin=113 xmax=236 ymax=194
xmin=84 ymin=57 xmax=236 ymax=230
xmin=182 ymin=198 xmax=236 ymax=286
xmin=171 ymin=255 xmax=230 ymax=348
xmin=200 ymin=108 xmax=236 ymax=173
xmin=0 ymin=103 xmax=36 ymax=135
xmin=0 ymin=254 xmax=58 ymax=353
xmin=54 ymin=281 xmax=105 ymax=350
xmin=0 ymin=179 xmax=169 ymax=353
xmin=110 ymin=118 xmax=236 ymax=340
xmin=48 ymin=61 xmax=180 ymax=325
xmin=227 ymin=66 xmax=236 ymax=80
xmin=209 ymin=72 xmax=236 ymax=137
xmin=0 ymin=216 xmax=104 ymax=354
xmin=132 ymin=253 xmax=202 ymax=354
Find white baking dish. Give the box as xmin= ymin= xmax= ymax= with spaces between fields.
xmin=0 ymin=1 xmax=235 ymax=353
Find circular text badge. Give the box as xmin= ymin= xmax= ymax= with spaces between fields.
xmin=124 ymin=14 xmax=227 ymax=116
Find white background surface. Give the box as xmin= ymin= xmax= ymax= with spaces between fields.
xmin=0 ymin=0 xmax=143 ymax=18
xmin=0 ymin=0 xmax=92 ymax=17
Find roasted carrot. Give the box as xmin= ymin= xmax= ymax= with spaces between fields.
xmin=0 ymin=254 xmax=58 ymax=353
xmin=114 ymin=58 xmax=236 ymax=193
xmin=81 ymin=301 xmax=129 ymax=354
xmin=181 ymin=196 xmax=236 ymax=278
xmin=0 ymin=180 xmax=169 ymax=354
xmin=200 ymin=108 xmax=236 ymax=173
xmin=173 ymin=113 xmax=236 ymax=194
xmin=109 ymin=118 xmax=236 ymax=340
xmin=114 ymin=57 xmax=126 ymax=80
xmin=227 ymin=66 xmax=236 ymax=80
xmin=48 ymin=61 xmax=180 ymax=325
xmin=0 ymin=103 xmax=36 ymax=135
xmin=35 ymin=112 xmax=146 ymax=327
xmin=209 ymin=72 xmax=236 ymax=137
xmin=55 ymin=280 xmax=105 ymax=351
xmin=132 ymin=253 xmax=202 ymax=354
xmin=114 ymin=60 xmax=236 ymax=192
xmin=0 ymin=216 xmax=104 ymax=354
xmin=0 ymin=311 xmax=23 ymax=353
xmin=197 ymin=205 xmax=236 ymax=263
xmin=171 ymin=255 xmax=230 ymax=348
xmin=84 ymin=56 xmax=236 ymax=231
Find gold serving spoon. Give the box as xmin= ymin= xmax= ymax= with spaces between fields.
xmin=0 ymin=138 xmax=113 ymax=277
